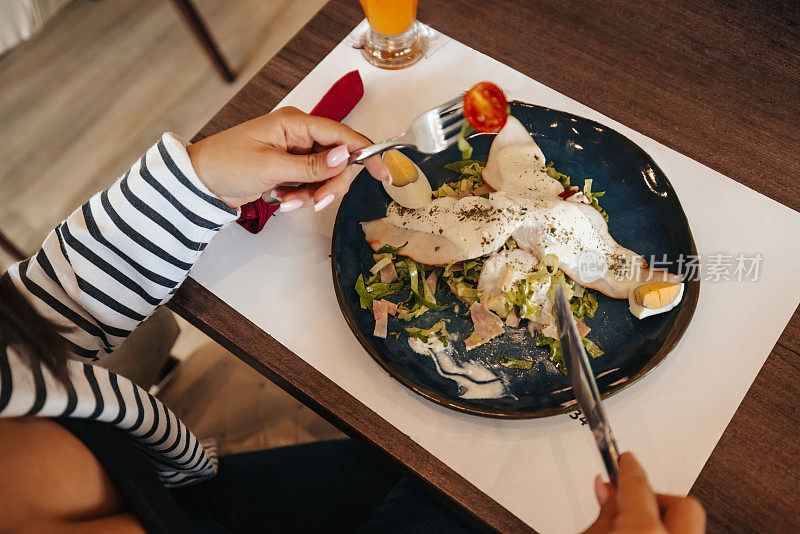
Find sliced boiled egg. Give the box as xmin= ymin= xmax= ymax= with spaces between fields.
xmin=382 ymin=150 xmax=432 ymax=209
xmin=628 ymin=281 xmax=684 ymax=319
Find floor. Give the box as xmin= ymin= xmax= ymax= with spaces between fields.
xmin=158 ymin=343 xmax=344 ymax=456
xmin=0 ymin=0 xmax=344 ymax=454
xmin=0 ymin=0 xmax=326 ymax=254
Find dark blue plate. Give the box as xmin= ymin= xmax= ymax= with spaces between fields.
xmin=331 ymin=101 xmax=699 ymax=418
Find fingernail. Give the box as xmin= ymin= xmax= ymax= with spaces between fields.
xmin=326 ymin=145 xmax=349 ymax=167
xmin=594 ymin=475 xmax=610 ymax=506
xmin=314 ymin=194 xmax=335 ymax=212
xmin=269 ymin=189 xmax=282 ymax=200
xmin=382 ymin=171 xmax=393 ymax=184
xmin=278 ymin=199 xmax=303 ymax=212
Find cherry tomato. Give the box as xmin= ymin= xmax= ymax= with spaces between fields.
xmin=463 ymin=82 xmax=509 ymax=133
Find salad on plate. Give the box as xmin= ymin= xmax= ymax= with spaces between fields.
xmin=353 ymin=83 xmax=685 ymax=384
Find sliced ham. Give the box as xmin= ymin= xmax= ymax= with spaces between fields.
xmin=382 ymin=299 xmax=398 ymax=316
xmin=528 ymin=317 xmax=558 ymax=340
xmin=472 ymin=184 xmax=494 ymax=196
xmin=373 ymin=300 xmax=389 ymax=338
xmin=541 ymin=322 xmax=558 ymax=339
xmin=362 ymin=219 xmax=464 ymax=266
xmin=505 ymin=310 xmax=520 ymax=328
xmin=426 ymin=271 xmax=438 ymax=295
xmin=466 ymin=301 xmax=505 ymax=350
xmin=577 ymin=319 xmax=591 ymax=337
xmin=380 ymin=262 xmax=398 ymax=283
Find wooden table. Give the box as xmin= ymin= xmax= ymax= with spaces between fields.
xmin=168 ymin=1 xmax=800 ymax=531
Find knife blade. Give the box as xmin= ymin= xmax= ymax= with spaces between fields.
xmin=553 ymin=284 xmax=620 ymax=485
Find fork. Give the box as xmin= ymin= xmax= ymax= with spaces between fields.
xmin=347 ymin=94 xmax=465 ymax=164
xmin=264 ymin=95 xmax=464 ymax=203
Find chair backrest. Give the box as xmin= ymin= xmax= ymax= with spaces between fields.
xmin=0 ymin=228 xmax=25 ymax=263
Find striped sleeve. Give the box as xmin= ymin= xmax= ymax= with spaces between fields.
xmin=6 ymin=133 xmax=238 ymax=362
xmin=0 ymin=346 xmax=218 ymax=486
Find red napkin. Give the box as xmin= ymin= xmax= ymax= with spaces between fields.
xmin=235 ymin=70 xmax=365 ymax=233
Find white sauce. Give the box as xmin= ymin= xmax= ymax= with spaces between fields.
xmin=489 ymin=144 xmax=564 ymax=198
xmin=478 ymin=249 xmax=543 ymax=295
xmin=509 ymin=195 xmax=636 ymax=285
xmin=384 ymin=184 xmax=642 ymax=295
xmin=408 ymin=336 xmax=506 ymax=399
xmin=386 ymin=195 xmax=521 ymax=260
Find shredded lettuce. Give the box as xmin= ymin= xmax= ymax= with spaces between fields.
xmin=545 ymin=268 xmax=574 ymax=304
xmin=504 ymin=279 xmax=543 ymax=320
xmin=462 ymin=258 xmax=484 ymax=282
xmin=397 ymin=301 xmax=429 ymax=321
xmin=546 ymin=162 xmax=571 ymax=189
xmin=355 ymin=274 xmax=404 ymax=310
xmin=445 ymin=277 xmax=480 ymax=304
xmin=376 ymin=242 xmax=407 ymax=258
xmin=370 ymin=256 xmax=393 ymax=274
xmin=465 ymin=333 xmax=483 ymax=349
xmin=443 ymin=160 xmax=485 ymax=175
xmin=439 ymin=257 xmax=483 ymax=305
xmin=457 ymin=122 xmax=474 ymax=159
xmin=582 ymin=179 xmax=609 ymax=222
xmin=502 ymin=237 xmax=518 ymax=250
xmin=582 ymin=337 xmax=604 ymax=359
xmin=406 ymin=259 xmax=446 ymax=311
xmin=570 ymin=290 xmax=599 ymax=319
xmin=499 ymin=356 xmax=534 ymax=370
xmin=433 ymin=159 xmax=487 ymax=199
xmin=535 ymin=334 xmax=566 ymax=374
xmin=432 ymin=183 xmax=456 ymax=198
xmin=485 ymin=294 xmax=512 ymax=318
xmin=535 ymin=334 xmax=603 ymax=375
xmin=547 ymin=162 xmax=608 ymax=221
xmin=500 ymin=254 xmax=560 ymax=320
xmin=406 ymin=319 xmax=450 ymax=346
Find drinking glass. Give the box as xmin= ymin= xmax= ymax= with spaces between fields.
xmin=359 ymin=0 xmax=424 ymax=69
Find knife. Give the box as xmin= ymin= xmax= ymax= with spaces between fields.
xmin=553 ymin=284 xmax=620 ymax=485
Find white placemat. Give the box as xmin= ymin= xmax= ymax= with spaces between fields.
xmin=190 ymin=23 xmax=800 ymax=533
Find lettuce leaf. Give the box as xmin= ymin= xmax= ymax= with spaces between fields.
xmin=457 ymin=122 xmax=474 ymax=159
xmin=570 ymin=290 xmax=599 ymax=319
xmin=499 ymin=357 xmax=534 ymax=370
xmin=535 ymin=334 xmax=603 ymax=375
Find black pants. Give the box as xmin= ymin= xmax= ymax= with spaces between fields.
xmin=54 ymin=417 xmax=480 ymax=533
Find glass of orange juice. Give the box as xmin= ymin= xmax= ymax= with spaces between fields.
xmin=359 ymin=0 xmax=424 ymax=69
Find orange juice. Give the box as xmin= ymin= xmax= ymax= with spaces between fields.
xmin=359 ymin=0 xmax=418 ymax=36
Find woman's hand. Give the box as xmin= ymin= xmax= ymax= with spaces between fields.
xmin=583 ymin=453 xmax=706 ymax=534
xmin=186 ymin=106 xmax=390 ymax=211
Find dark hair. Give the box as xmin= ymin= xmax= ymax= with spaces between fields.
xmin=0 ymin=272 xmax=70 ymax=383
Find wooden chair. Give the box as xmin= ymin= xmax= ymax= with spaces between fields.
xmin=167 ymin=0 xmax=234 ymax=83
xmin=0 ymin=228 xmax=24 ymax=264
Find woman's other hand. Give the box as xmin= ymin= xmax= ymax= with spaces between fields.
xmin=583 ymin=452 xmax=706 ymax=534
xmin=186 ymin=106 xmax=390 ymax=211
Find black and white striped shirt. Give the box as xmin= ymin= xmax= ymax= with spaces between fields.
xmin=0 ymin=133 xmax=239 ymax=486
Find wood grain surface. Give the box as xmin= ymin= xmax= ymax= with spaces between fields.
xmin=176 ymin=0 xmax=800 ymax=532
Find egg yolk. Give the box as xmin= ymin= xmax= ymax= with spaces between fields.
xmin=633 ymin=282 xmax=682 ymax=309
xmin=384 ymin=150 xmax=418 ymax=187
